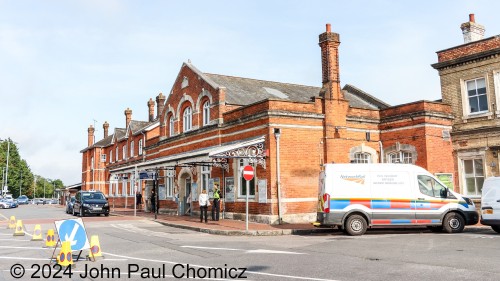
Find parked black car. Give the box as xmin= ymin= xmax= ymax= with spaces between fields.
xmin=73 ymin=190 xmax=109 ymax=217
xmin=65 ymin=196 xmax=76 ymax=214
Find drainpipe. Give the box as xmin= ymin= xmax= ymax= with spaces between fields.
xmin=379 ymin=141 xmax=384 ymax=163
xmin=274 ymin=128 xmax=282 ymax=224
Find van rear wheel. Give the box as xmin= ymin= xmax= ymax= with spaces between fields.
xmin=345 ymin=215 xmax=367 ymax=236
xmin=443 ymin=212 xmax=465 ymax=233
xmin=492 ymin=226 xmax=500 ymax=233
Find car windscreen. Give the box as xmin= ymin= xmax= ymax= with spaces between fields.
xmin=82 ymin=193 xmax=105 ymax=200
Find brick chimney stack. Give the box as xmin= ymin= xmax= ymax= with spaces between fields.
xmin=87 ymin=125 xmax=95 ymax=146
xmin=461 ymin=13 xmax=485 ymax=43
xmin=103 ymin=121 xmax=109 ymax=138
xmin=124 ymin=108 xmax=132 ymax=128
xmin=156 ymin=93 xmax=166 ymax=119
xmin=318 ymin=23 xmax=342 ymax=100
xmin=148 ymin=98 xmax=155 ymax=122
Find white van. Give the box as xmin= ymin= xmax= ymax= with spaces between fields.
xmin=316 ymin=164 xmax=478 ymax=235
xmin=480 ymin=177 xmax=500 ymax=233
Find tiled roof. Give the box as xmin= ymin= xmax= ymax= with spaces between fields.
xmin=202 ymin=72 xmax=388 ymax=110
xmin=93 ymin=135 xmax=113 ymax=147
xmin=129 ymin=120 xmax=151 ymax=135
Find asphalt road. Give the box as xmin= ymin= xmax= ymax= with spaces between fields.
xmin=0 ymin=205 xmax=498 ymax=280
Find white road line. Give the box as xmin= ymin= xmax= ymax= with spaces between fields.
xmin=103 ymin=252 xmax=337 ymax=281
xmin=0 ymin=239 xmax=30 ymax=242
xmin=0 ymin=246 xmax=47 ymax=250
xmin=0 ymin=256 xmax=48 ymax=261
xmin=181 ymin=245 xmax=306 ymax=255
xmin=181 ymin=246 xmax=241 ymax=251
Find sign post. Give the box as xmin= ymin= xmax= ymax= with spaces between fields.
xmin=242 ymin=165 xmax=254 ymax=232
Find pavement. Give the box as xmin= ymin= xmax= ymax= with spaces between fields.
xmin=110 ymin=207 xmax=334 ymax=236
xmin=109 ymin=207 xmax=491 ymax=236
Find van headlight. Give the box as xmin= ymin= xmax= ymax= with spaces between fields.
xmin=83 ymin=203 xmax=90 ymax=207
xmin=463 ymin=197 xmax=474 ymax=206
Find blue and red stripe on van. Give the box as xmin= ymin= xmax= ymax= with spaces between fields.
xmin=330 ymin=198 xmax=468 ymax=211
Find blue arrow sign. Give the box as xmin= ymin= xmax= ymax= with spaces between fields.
xmin=55 ymin=218 xmax=90 ymax=251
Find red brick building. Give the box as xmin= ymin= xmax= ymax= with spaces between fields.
xmin=82 ymin=24 xmax=454 ymax=223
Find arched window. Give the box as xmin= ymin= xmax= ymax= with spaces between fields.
xmin=203 ymin=101 xmax=210 ymax=126
xmin=388 ymin=151 xmax=413 ymax=164
xmin=183 ymin=107 xmax=192 ymax=132
xmin=169 ymin=116 xmax=175 ymax=137
xmin=353 ymin=152 xmax=371 ymax=163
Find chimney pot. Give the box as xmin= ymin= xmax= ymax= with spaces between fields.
xmin=87 ymin=125 xmax=95 ymax=146
xmin=469 ymin=13 xmax=475 ymax=23
xmin=124 ymin=108 xmax=132 ymax=128
xmin=460 ymin=13 xmax=485 ymax=43
xmin=103 ymin=121 xmax=109 ymax=138
xmin=148 ymin=98 xmax=155 ymax=122
xmin=326 ymin=23 xmax=331 ymax=32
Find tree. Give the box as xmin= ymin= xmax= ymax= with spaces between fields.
xmin=0 ymin=139 xmax=34 ymax=197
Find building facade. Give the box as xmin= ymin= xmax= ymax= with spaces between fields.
xmin=432 ymin=14 xmax=500 ymax=199
xmin=82 ymin=24 xmax=454 ymax=224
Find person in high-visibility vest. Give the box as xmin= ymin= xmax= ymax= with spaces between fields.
xmin=212 ymin=184 xmax=221 ymax=221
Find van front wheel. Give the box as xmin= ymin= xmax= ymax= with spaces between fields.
xmin=345 ymin=215 xmax=367 ymax=236
xmin=491 ymin=226 xmax=500 ymax=233
xmin=443 ymin=212 xmax=465 ymax=233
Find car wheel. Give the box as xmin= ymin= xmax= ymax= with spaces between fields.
xmin=105 ymin=213 xmax=109 ymax=217
xmin=344 ymin=214 xmax=368 ymax=236
xmin=442 ymin=212 xmax=465 ymax=233
xmin=0 ymin=205 xmax=4 ymax=209
xmin=427 ymin=226 xmax=443 ymax=233
xmin=492 ymin=226 xmax=500 ymax=233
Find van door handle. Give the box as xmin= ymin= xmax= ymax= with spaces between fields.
xmin=497 ymin=200 xmax=500 ymax=202
xmin=418 ymin=198 xmax=425 ymax=200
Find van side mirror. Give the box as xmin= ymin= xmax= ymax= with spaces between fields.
xmin=440 ymin=188 xmax=447 ymax=198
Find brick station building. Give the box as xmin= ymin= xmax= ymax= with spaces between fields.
xmin=81 ymin=24 xmax=454 ymax=224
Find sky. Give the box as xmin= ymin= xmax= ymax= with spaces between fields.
xmin=1 ymin=0 xmax=500 ymax=186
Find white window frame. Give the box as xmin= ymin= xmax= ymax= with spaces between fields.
xmin=353 ymin=152 xmax=371 ymax=163
xmin=388 ymin=151 xmax=413 ymax=164
xmin=115 ymin=147 xmax=119 ymax=161
xmin=237 ymin=159 xmax=256 ymax=198
xmin=203 ymin=101 xmax=210 ymax=126
xmin=494 ymin=71 xmax=500 ymax=117
xmin=169 ymin=117 xmax=175 ymax=137
xmin=462 ymin=77 xmax=489 ymax=116
xmin=110 ymin=150 xmax=113 ymax=163
xmin=122 ymin=145 xmax=127 ymax=160
xmin=130 ymin=141 xmax=134 ymax=158
xmin=100 ymin=154 xmax=106 ymax=163
xmin=201 ymin=166 xmax=210 ymax=192
xmin=91 ymin=156 xmax=94 ymax=169
xmin=138 ymin=139 xmax=143 ymax=155
xmin=462 ymin=158 xmax=485 ymax=197
xmin=165 ymin=170 xmax=175 ymax=198
xmin=183 ymin=107 xmax=192 ymax=132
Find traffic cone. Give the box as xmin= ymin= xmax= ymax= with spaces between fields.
xmin=45 ymin=229 xmax=56 ymax=247
xmin=31 ymin=224 xmax=43 ymax=241
xmin=13 ymin=220 xmax=25 ymax=236
xmin=56 ymin=241 xmax=73 ymax=267
xmin=88 ymin=235 xmax=103 ymax=259
xmin=7 ymin=216 xmax=16 ymax=229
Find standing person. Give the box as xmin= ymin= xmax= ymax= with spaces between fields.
xmin=198 ymin=189 xmax=209 ymax=223
xmin=150 ymin=189 xmax=156 ymax=213
xmin=212 ymin=184 xmax=220 ymax=221
xmin=136 ymin=191 xmax=143 ymax=210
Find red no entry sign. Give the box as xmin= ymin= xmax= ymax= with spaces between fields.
xmin=242 ymin=165 xmax=254 ymax=181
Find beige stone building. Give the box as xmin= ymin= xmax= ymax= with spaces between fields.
xmin=432 ymin=14 xmax=500 ymax=199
